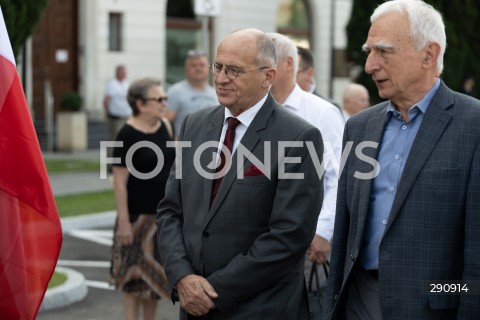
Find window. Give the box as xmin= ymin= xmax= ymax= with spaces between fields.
xmin=109 ymin=13 xmax=123 ymax=52
xmin=166 ymin=0 xmax=204 ymax=85
xmin=277 ymin=0 xmax=311 ymax=46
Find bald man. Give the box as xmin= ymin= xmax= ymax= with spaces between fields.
xmin=342 ymin=83 xmax=370 ymax=119
xmin=157 ymin=28 xmax=324 ymax=319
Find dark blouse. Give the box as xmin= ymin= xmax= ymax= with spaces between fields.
xmin=113 ymin=122 xmax=175 ymax=216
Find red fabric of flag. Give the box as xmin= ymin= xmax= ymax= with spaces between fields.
xmin=0 ymin=8 xmax=62 ymax=320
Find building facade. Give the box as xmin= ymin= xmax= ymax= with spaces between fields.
xmin=29 ymin=0 xmax=355 ymax=147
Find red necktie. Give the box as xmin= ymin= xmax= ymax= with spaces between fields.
xmin=211 ymin=117 xmax=241 ymax=206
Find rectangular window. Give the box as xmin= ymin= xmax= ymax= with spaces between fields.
xmin=109 ymin=13 xmax=123 ymax=51
xmin=165 ymin=27 xmax=199 ymax=85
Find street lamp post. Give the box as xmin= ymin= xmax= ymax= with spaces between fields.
xmin=329 ymin=0 xmax=336 ymax=99
xmin=194 ymin=0 xmax=221 ymax=57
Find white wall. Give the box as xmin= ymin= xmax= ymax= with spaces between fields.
xmin=80 ymin=0 xmax=167 ymax=119
xmin=309 ymin=0 xmax=353 ymax=101
xmin=212 ymin=0 xmax=279 ymax=57
xmin=331 ymin=0 xmax=354 ymax=104
xmin=79 ymin=0 xmax=355 ymax=118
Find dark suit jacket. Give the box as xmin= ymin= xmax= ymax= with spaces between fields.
xmin=157 ymin=94 xmax=324 ymax=319
xmin=323 ymin=82 xmax=480 ymax=320
xmin=312 ymin=90 xmax=343 ymax=115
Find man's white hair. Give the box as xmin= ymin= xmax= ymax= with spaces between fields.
xmin=371 ymin=0 xmax=446 ymax=74
xmin=267 ymin=32 xmax=299 ymax=75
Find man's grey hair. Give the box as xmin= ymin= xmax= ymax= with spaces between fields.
xmin=267 ymin=32 xmax=299 ymax=75
xmin=255 ymin=32 xmax=278 ymax=68
xmin=371 ymin=0 xmax=446 ymax=75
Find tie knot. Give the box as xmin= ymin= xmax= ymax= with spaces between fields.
xmin=227 ymin=117 xmax=241 ymax=129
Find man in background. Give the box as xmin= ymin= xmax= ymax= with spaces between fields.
xmin=296 ymin=46 xmax=317 ymax=94
xmin=104 ymin=65 xmax=131 ymax=142
xmin=268 ymin=32 xmax=344 ymax=297
xmin=297 ymin=46 xmax=342 ymax=112
xmin=165 ymin=50 xmax=218 ymax=137
xmin=341 ymin=83 xmax=370 ymax=120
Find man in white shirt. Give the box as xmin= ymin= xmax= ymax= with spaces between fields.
xmin=268 ymin=32 xmax=345 ymax=285
xmin=103 ymin=65 xmax=132 ymax=141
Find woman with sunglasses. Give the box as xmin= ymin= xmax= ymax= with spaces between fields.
xmin=109 ymin=77 xmax=175 ymax=320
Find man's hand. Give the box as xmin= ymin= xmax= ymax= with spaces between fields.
xmin=307 ymin=235 xmax=330 ymax=264
xmin=176 ymin=274 xmax=218 ymax=317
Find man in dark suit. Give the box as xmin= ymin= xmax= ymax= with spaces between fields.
xmin=296 ymin=46 xmax=342 ymax=113
xmin=157 ymin=28 xmax=324 ymax=319
xmin=323 ymin=1 xmax=480 ymax=319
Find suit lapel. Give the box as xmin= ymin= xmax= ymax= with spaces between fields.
xmin=205 ymin=95 xmax=274 ymax=226
xmin=355 ymin=106 xmax=387 ymax=233
xmin=385 ymin=83 xmax=453 ymax=233
xmin=202 ymin=107 xmax=225 ymax=218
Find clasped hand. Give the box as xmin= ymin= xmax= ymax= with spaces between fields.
xmin=308 ymin=234 xmax=331 ymax=264
xmin=176 ymin=274 xmax=218 ymax=317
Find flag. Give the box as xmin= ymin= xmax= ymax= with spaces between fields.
xmin=0 ymin=7 xmax=62 ymax=320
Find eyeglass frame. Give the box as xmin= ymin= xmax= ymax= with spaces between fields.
xmin=143 ymin=96 xmax=168 ymax=103
xmin=209 ymin=63 xmax=268 ymax=80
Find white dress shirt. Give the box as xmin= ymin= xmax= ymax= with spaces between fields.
xmin=216 ymin=94 xmax=268 ymax=159
xmin=283 ymin=84 xmax=344 ymax=241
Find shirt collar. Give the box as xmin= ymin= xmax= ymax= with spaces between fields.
xmin=386 ymin=79 xmax=441 ymax=117
xmin=224 ymin=93 xmax=268 ymax=127
xmin=283 ymin=84 xmax=303 ymax=110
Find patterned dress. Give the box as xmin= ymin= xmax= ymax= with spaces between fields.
xmin=110 ymin=122 xmax=175 ymax=299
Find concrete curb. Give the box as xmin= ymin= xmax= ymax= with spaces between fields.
xmin=40 ymin=212 xmax=116 ymax=311
xmin=61 ymin=210 xmax=116 ymax=233
xmin=40 ymin=267 xmax=88 ymax=312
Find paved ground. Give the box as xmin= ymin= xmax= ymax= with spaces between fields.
xmin=38 ymin=228 xmax=179 ymax=319
xmin=44 ymin=150 xmax=113 ymax=196
xmin=49 ymin=171 xmax=113 ymax=196
xmin=39 ymin=150 xmax=179 ymax=319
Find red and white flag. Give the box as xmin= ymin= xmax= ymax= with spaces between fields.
xmin=0 ymin=7 xmax=62 ymax=319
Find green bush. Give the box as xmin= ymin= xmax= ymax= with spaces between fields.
xmin=59 ymin=91 xmax=82 ymax=112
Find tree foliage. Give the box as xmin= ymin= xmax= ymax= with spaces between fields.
xmin=0 ymin=0 xmax=48 ymax=58
xmin=346 ymin=0 xmax=480 ymax=104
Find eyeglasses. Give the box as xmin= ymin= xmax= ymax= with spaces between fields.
xmin=144 ymin=96 xmax=168 ymax=103
xmin=209 ymin=63 xmax=268 ymax=80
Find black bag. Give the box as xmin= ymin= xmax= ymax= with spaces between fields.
xmin=308 ymin=261 xmax=329 ymax=320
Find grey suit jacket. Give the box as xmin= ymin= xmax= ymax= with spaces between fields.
xmin=157 ymin=93 xmax=324 ymax=319
xmin=323 ymin=82 xmax=480 ymax=320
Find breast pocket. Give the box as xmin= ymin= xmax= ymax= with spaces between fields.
xmin=230 ymin=178 xmax=275 ymax=233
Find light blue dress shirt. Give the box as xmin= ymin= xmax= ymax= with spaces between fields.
xmin=360 ymin=79 xmax=441 ymax=270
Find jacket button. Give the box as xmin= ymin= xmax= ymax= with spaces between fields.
xmin=203 ymin=231 xmax=210 ymax=237
xmin=334 ymin=294 xmax=338 ymax=301
xmin=350 ymin=254 xmax=356 ymax=262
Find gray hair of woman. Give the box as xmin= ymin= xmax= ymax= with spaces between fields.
xmin=126 ymin=77 xmax=162 ymax=116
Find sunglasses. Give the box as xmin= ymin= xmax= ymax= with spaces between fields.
xmin=144 ymin=96 xmax=168 ymax=103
